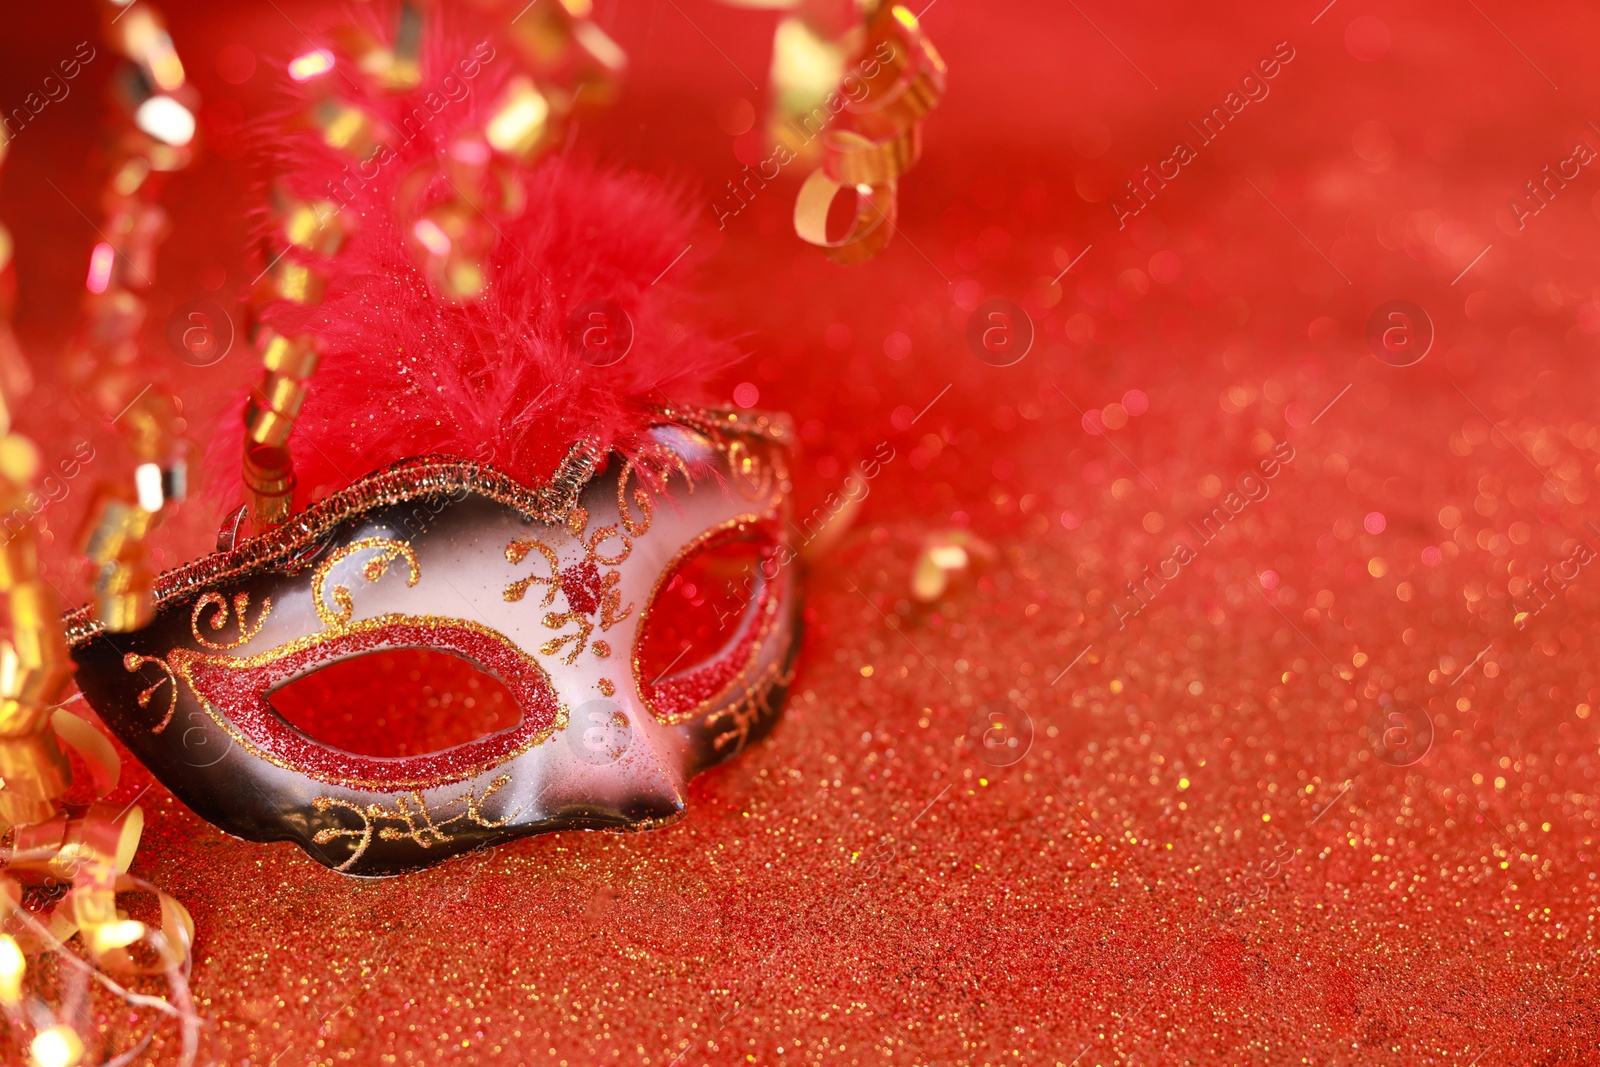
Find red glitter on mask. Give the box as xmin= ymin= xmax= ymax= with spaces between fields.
xmin=561 ymin=561 xmax=603 ymax=617
xmin=267 ymin=648 xmax=523 ymax=758
xmin=182 ymin=618 xmax=560 ymax=789
xmin=636 ymin=524 xmax=782 ymax=721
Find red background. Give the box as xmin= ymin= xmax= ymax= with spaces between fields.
xmin=4 ymin=0 xmax=1600 ymax=1063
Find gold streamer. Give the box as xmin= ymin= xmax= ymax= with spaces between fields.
xmin=70 ymin=0 xmax=205 ymax=633
xmin=793 ymin=169 xmax=898 ymax=265
xmin=0 ymin=5 xmax=200 ymax=1064
xmin=727 ymin=1 xmax=945 ymax=263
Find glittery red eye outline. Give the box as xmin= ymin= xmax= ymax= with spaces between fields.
xmin=176 ymin=616 xmax=567 ymax=790
xmin=632 ymin=518 xmax=784 ymax=726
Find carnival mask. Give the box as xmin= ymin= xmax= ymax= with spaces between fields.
xmin=67 ymin=415 xmax=797 ymax=876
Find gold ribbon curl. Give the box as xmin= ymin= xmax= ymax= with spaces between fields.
xmin=776 ymin=4 xmax=946 ymax=263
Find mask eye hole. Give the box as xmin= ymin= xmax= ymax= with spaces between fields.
xmin=267 ymin=649 xmax=523 ymax=758
xmin=635 ymin=522 xmax=782 ymax=722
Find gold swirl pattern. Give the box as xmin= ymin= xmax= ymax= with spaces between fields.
xmin=311 ymin=773 xmax=519 ymax=873
xmin=503 ymin=538 xmax=562 ymax=605
xmin=706 ymin=661 xmax=797 ymax=755
xmin=583 ymin=523 xmax=633 ymax=567
xmin=312 ymin=537 xmax=422 ymax=630
xmin=539 ymin=611 xmax=595 ymax=664
xmin=191 ymin=591 xmax=273 ymax=651
xmin=121 ymin=653 xmax=179 ymax=733
xmin=502 ymin=442 xmax=701 ymax=662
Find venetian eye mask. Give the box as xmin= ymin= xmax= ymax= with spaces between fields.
xmin=66 ymin=415 xmax=797 ymax=876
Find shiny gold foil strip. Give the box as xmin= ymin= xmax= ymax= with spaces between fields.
xmin=793 ymin=169 xmax=897 ymax=264
xmin=821 ymin=125 xmax=920 ymax=187
xmin=0 ymin=3 xmax=197 ymax=1033
xmin=763 ymin=3 xmax=943 ymax=263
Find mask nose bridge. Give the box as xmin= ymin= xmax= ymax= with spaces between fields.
xmin=493 ymin=669 xmax=690 ymax=834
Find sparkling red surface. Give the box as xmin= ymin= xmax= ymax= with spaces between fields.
xmin=269 ymin=648 xmax=522 ymax=759
xmin=4 ymin=1 xmax=1600 ymax=1064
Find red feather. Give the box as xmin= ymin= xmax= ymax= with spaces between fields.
xmin=206 ymin=6 xmax=736 ymax=509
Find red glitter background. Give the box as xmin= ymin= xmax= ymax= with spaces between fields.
xmin=5 ymin=0 xmax=1600 ymax=1063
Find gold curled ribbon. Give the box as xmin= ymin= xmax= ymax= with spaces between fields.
xmin=821 ymin=125 xmax=920 ymax=187
xmin=0 ymin=3 xmax=201 ymax=1043
xmin=794 ymin=170 xmax=898 ymax=265
xmin=49 ymin=709 xmax=123 ymax=798
xmin=3 ymin=863 xmax=195 ymax=986
xmin=846 ymin=15 xmax=945 ymax=138
xmin=777 ymin=6 xmax=943 ymax=262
